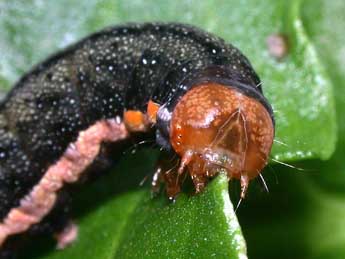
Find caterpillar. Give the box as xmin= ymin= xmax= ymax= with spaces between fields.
xmin=0 ymin=23 xmax=274 ymax=253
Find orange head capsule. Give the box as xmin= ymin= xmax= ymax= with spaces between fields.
xmin=169 ymin=82 xmax=274 ymax=198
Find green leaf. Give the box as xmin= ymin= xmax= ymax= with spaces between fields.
xmin=113 ymin=175 xmax=246 ymax=259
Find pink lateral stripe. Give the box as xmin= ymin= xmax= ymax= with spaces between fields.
xmin=0 ymin=118 xmax=129 ymax=246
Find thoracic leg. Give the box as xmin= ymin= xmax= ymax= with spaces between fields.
xmin=152 ymin=151 xmax=181 ymax=199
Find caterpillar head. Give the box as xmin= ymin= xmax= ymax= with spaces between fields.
xmin=168 ymin=82 xmax=274 ymax=198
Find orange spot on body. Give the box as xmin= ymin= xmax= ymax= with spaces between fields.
xmin=147 ymin=100 xmax=160 ymax=124
xmin=123 ymin=110 xmax=148 ymax=132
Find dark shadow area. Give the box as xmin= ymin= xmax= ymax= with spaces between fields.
xmin=238 ymin=162 xmax=320 ymax=259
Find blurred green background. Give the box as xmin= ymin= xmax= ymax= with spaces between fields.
xmin=0 ymin=0 xmax=344 ymax=258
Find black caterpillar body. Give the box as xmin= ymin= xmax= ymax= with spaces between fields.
xmin=0 ymin=23 xmax=271 ymax=253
